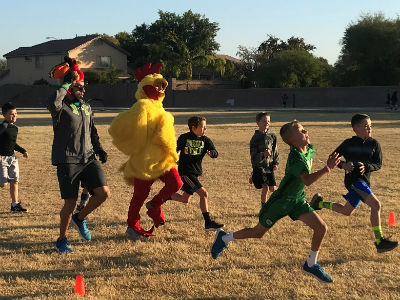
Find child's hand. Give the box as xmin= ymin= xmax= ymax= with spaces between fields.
xmin=273 ymin=165 xmax=278 ymax=171
xmin=358 ymin=162 xmax=365 ymax=175
xmin=264 ymin=149 xmax=272 ymax=157
xmin=327 ymin=152 xmax=340 ymax=170
xmin=342 ymin=162 xmax=354 ymax=172
xmin=23 ymin=152 xmax=28 ymax=158
xmin=207 ymin=150 xmax=211 ymax=156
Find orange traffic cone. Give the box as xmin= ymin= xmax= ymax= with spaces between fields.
xmin=388 ymin=211 xmax=396 ymax=226
xmin=74 ymin=274 xmax=85 ymax=296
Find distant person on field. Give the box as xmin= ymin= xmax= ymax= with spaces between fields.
xmin=170 ymin=116 xmax=224 ymax=231
xmin=391 ymin=90 xmax=398 ymax=110
xmin=211 ymin=120 xmax=341 ymax=283
xmin=281 ymin=93 xmax=288 ymax=108
xmin=0 ymin=102 xmax=28 ymax=213
xmin=310 ymin=113 xmax=398 ymax=253
xmin=249 ymin=112 xmax=279 ymax=206
xmin=48 ymin=57 xmax=110 ymax=253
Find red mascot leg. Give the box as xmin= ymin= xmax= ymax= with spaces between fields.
xmin=146 ymin=167 xmax=182 ymax=227
xmin=127 ymin=177 xmax=154 ymax=233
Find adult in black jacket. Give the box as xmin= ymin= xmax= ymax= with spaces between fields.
xmin=48 ymin=77 xmax=110 ymax=253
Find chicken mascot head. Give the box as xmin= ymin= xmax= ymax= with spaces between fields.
xmin=109 ymin=62 xmax=182 ymax=239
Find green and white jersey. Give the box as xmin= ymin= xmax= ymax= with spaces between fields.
xmin=273 ymin=144 xmax=314 ymax=202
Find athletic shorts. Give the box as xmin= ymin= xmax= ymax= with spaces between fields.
xmin=343 ymin=181 xmax=372 ymax=208
xmin=252 ymin=168 xmax=276 ymax=189
xmin=258 ymin=194 xmax=314 ymax=228
xmin=56 ymin=159 xmax=107 ymax=199
xmin=0 ymin=155 xmax=19 ymax=185
xmin=180 ymin=174 xmax=202 ymax=195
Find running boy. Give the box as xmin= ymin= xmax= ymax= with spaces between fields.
xmin=0 ymin=103 xmax=28 ymax=213
xmin=310 ymin=113 xmax=398 ymax=253
xmin=211 ymin=120 xmax=340 ymax=283
xmin=250 ymin=112 xmax=279 ymax=205
xmin=169 ymin=116 xmax=224 ymax=231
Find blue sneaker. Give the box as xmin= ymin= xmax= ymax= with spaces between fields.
xmin=54 ymin=237 xmax=74 ymax=253
xmin=211 ymin=230 xmax=228 ymax=259
xmin=72 ymin=213 xmax=91 ymax=240
xmin=302 ymin=262 xmax=333 ymax=283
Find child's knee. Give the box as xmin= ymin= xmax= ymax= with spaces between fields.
xmin=316 ymin=221 xmax=328 ymax=235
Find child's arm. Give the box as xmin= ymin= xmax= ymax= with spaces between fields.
xmin=300 ymin=152 xmax=340 ymax=186
xmin=359 ymin=141 xmax=382 ymax=174
xmin=272 ymin=133 xmax=279 ymax=168
xmin=205 ymin=137 xmax=218 ymax=158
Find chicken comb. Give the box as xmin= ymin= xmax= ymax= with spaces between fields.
xmin=134 ymin=62 xmax=163 ymax=82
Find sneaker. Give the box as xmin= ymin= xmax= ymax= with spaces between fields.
xmin=310 ymin=193 xmax=323 ymax=210
xmin=205 ymin=220 xmax=224 ymax=231
xmin=302 ymin=262 xmax=333 ymax=283
xmin=54 ymin=237 xmax=74 ymax=253
xmin=74 ymin=204 xmax=85 ymax=214
xmin=11 ymin=203 xmax=28 ymax=213
xmin=210 ymin=230 xmax=228 ymax=259
xmin=375 ymin=238 xmax=398 ymax=253
xmin=126 ymin=227 xmax=141 ymax=241
xmin=71 ymin=213 xmax=91 ymax=241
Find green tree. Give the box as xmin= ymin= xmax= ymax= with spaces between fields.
xmin=115 ymin=10 xmax=220 ymax=79
xmin=0 ymin=58 xmax=7 ymax=70
xmin=335 ymin=13 xmax=400 ymax=86
xmin=255 ymin=50 xmax=333 ymax=88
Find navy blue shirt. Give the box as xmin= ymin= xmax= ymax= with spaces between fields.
xmin=0 ymin=121 xmax=26 ymax=156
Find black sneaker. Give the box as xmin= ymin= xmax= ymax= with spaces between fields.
xmin=310 ymin=193 xmax=323 ymax=211
xmin=205 ymin=220 xmax=224 ymax=231
xmin=11 ymin=203 xmax=28 ymax=213
xmin=375 ymin=238 xmax=398 ymax=253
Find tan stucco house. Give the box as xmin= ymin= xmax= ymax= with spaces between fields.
xmin=1 ymin=35 xmax=129 ymax=85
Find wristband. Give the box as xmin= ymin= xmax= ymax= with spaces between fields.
xmin=325 ymin=165 xmax=331 ymax=173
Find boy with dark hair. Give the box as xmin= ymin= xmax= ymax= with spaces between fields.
xmin=169 ymin=116 xmax=224 ymax=231
xmin=211 ymin=120 xmax=341 ymax=283
xmin=0 ymin=102 xmax=28 ymax=213
xmin=310 ymin=113 xmax=398 ymax=253
xmin=250 ymin=112 xmax=279 ymax=205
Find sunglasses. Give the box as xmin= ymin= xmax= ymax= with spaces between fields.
xmin=72 ymin=85 xmax=85 ymax=91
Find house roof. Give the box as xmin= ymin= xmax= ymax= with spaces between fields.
xmin=4 ymin=35 xmax=130 ymax=58
xmin=215 ymin=54 xmax=242 ymax=64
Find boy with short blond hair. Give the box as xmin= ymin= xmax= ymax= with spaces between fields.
xmin=250 ymin=112 xmax=279 ymax=205
xmin=211 ymin=120 xmax=341 ymax=283
xmin=310 ymin=113 xmax=398 ymax=253
xmin=0 ymin=102 xmax=28 ymax=213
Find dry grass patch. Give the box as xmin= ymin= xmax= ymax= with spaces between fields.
xmin=0 ymin=110 xmax=399 ymax=299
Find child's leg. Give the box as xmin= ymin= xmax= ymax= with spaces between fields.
xmin=196 ymin=187 xmax=209 ymax=213
xmin=311 ymin=193 xmax=355 ymax=216
xmin=298 ymin=211 xmax=328 ymax=252
xmin=232 ymin=222 xmax=269 ymax=240
xmin=9 ymin=180 xmax=18 ymax=204
xmin=170 ymin=192 xmax=192 ymax=204
xmin=364 ymin=193 xmax=381 ymax=227
xmin=261 ymin=185 xmax=269 ymax=204
xmin=211 ymin=223 xmax=269 ymax=259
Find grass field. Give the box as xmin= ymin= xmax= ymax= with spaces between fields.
xmin=0 ymin=110 xmax=399 ymax=300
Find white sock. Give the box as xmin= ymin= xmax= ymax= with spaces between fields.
xmin=222 ymin=232 xmax=234 ymax=244
xmin=12 ymin=202 xmax=19 ymax=207
xmin=307 ymin=250 xmax=319 ymax=267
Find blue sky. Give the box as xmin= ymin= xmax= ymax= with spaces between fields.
xmin=1 ymin=0 xmax=400 ymax=65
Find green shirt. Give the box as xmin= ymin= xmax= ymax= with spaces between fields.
xmin=273 ymin=144 xmax=314 ymax=202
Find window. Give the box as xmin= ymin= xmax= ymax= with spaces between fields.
xmin=35 ymin=56 xmax=44 ymax=69
xmin=98 ymin=56 xmax=111 ymax=68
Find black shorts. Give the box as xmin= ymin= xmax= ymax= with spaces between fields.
xmin=56 ymin=160 xmax=107 ymax=199
xmin=180 ymin=174 xmax=202 ymax=195
xmin=252 ymin=168 xmax=276 ymax=189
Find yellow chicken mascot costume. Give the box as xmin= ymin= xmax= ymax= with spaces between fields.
xmin=109 ymin=62 xmax=182 ymax=239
